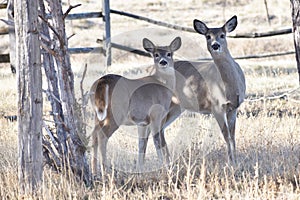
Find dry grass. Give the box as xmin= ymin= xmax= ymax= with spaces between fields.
xmin=1 ymin=106 xmax=299 ymax=199
xmin=0 ymin=0 xmax=300 ymax=199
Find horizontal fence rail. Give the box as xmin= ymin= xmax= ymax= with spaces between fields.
xmin=110 ymin=9 xmax=293 ymax=38
xmin=231 ymin=28 xmax=292 ymax=38
xmin=110 ymin=9 xmax=195 ymax=33
xmin=0 ymin=3 xmax=7 ymax=9
xmin=0 ymin=47 xmax=104 ymax=63
xmin=65 ymin=12 xmax=102 ymax=20
xmin=96 ymin=39 xmax=151 ymax=57
xmin=198 ymin=51 xmax=295 ymax=61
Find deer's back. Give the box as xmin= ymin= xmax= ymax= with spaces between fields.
xmin=91 ymin=74 xmax=174 ymax=126
xmin=174 ymin=60 xmax=228 ymax=113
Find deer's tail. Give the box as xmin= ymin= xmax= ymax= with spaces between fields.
xmin=95 ymin=84 xmax=109 ymax=121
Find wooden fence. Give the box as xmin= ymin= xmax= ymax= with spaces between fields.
xmin=0 ymin=2 xmax=295 ymax=69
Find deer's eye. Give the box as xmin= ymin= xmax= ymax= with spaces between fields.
xmin=206 ymin=35 xmax=211 ymax=40
xmin=220 ymin=34 xmax=225 ymax=39
xmin=167 ymin=52 xmax=172 ymax=57
xmin=154 ymin=53 xmax=160 ymax=58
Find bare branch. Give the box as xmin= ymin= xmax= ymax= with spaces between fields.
xmin=39 ymin=15 xmax=59 ymax=38
xmin=0 ymin=19 xmax=14 ymax=26
xmin=43 ymin=121 xmax=59 ymax=148
xmin=42 ymin=89 xmax=62 ymax=104
xmin=264 ymin=0 xmax=271 ymax=26
xmin=40 ymin=32 xmax=51 ymax=43
xmin=80 ymin=64 xmax=88 ymax=90
xmin=80 ymin=63 xmax=88 ymax=122
xmin=39 ymin=14 xmax=64 ymax=48
xmin=63 ymin=4 xmax=82 ymax=20
xmin=40 ymin=41 xmax=58 ymax=57
xmin=42 ymin=137 xmax=61 ymax=170
xmin=67 ymin=33 xmax=75 ymax=41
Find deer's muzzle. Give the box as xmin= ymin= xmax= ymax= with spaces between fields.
xmin=211 ymin=43 xmax=220 ymax=51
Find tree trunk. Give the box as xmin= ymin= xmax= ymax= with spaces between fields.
xmin=40 ymin=0 xmax=91 ymax=185
xmin=14 ymin=0 xmax=43 ymax=196
xmin=39 ymin=0 xmax=68 ymax=169
xmin=290 ymin=0 xmax=300 ymax=84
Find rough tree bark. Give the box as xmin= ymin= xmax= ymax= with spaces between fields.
xmin=14 ymin=0 xmax=43 ymax=196
xmin=290 ymin=0 xmax=300 ymax=84
xmin=39 ymin=1 xmax=91 ymax=185
xmin=39 ymin=0 xmax=67 ymax=168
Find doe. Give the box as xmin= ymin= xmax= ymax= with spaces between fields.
xmin=153 ymin=16 xmax=246 ymax=165
xmin=90 ymin=37 xmax=181 ymax=175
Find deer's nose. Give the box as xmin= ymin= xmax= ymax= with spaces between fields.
xmin=159 ymin=60 xmax=168 ymax=66
xmin=211 ymin=43 xmax=220 ymax=50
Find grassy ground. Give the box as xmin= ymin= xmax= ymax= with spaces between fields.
xmin=0 ymin=0 xmax=300 ymax=199
xmin=1 ymin=98 xmax=299 ymax=199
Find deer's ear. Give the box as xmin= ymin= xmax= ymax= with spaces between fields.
xmin=143 ymin=38 xmax=155 ymax=53
xmin=224 ymin=15 xmax=237 ymax=33
xmin=193 ymin=19 xmax=208 ymax=35
xmin=170 ymin=37 xmax=181 ymax=52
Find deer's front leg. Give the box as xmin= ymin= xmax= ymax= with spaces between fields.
xmin=213 ymin=108 xmax=236 ymax=166
xmin=152 ymin=102 xmax=182 ymax=166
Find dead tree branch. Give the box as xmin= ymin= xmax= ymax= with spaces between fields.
xmin=80 ymin=63 xmax=88 ymax=122
xmin=63 ymin=4 xmax=81 ymax=20
xmin=38 ymin=14 xmax=64 ymax=49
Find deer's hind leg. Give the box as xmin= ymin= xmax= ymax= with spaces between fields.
xmin=92 ymin=119 xmax=119 ymax=177
xmin=91 ymin=123 xmax=101 ymax=176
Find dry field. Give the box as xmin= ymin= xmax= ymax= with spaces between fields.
xmin=0 ymin=0 xmax=300 ymax=199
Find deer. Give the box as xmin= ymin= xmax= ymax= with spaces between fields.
xmin=146 ymin=16 xmax=246 ymax=166
xmin=90 ymin=37 xmax=182 ymax=175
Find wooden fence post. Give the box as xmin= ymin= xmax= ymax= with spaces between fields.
xmin=7 ymin=0 xmax=16 ymax=73
xmin=102 ymin=0 xmax=111 ymax=66
xmin=290 ymin=0 xmax=300 ymax=84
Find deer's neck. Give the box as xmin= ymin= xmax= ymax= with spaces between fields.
xmin=153 ymin=67 xmax=176 ymax=91
xmin=211 ymin=50 xmax=245 ymax=103
xmin=211 ymin=51 xmax=242 ymax=85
